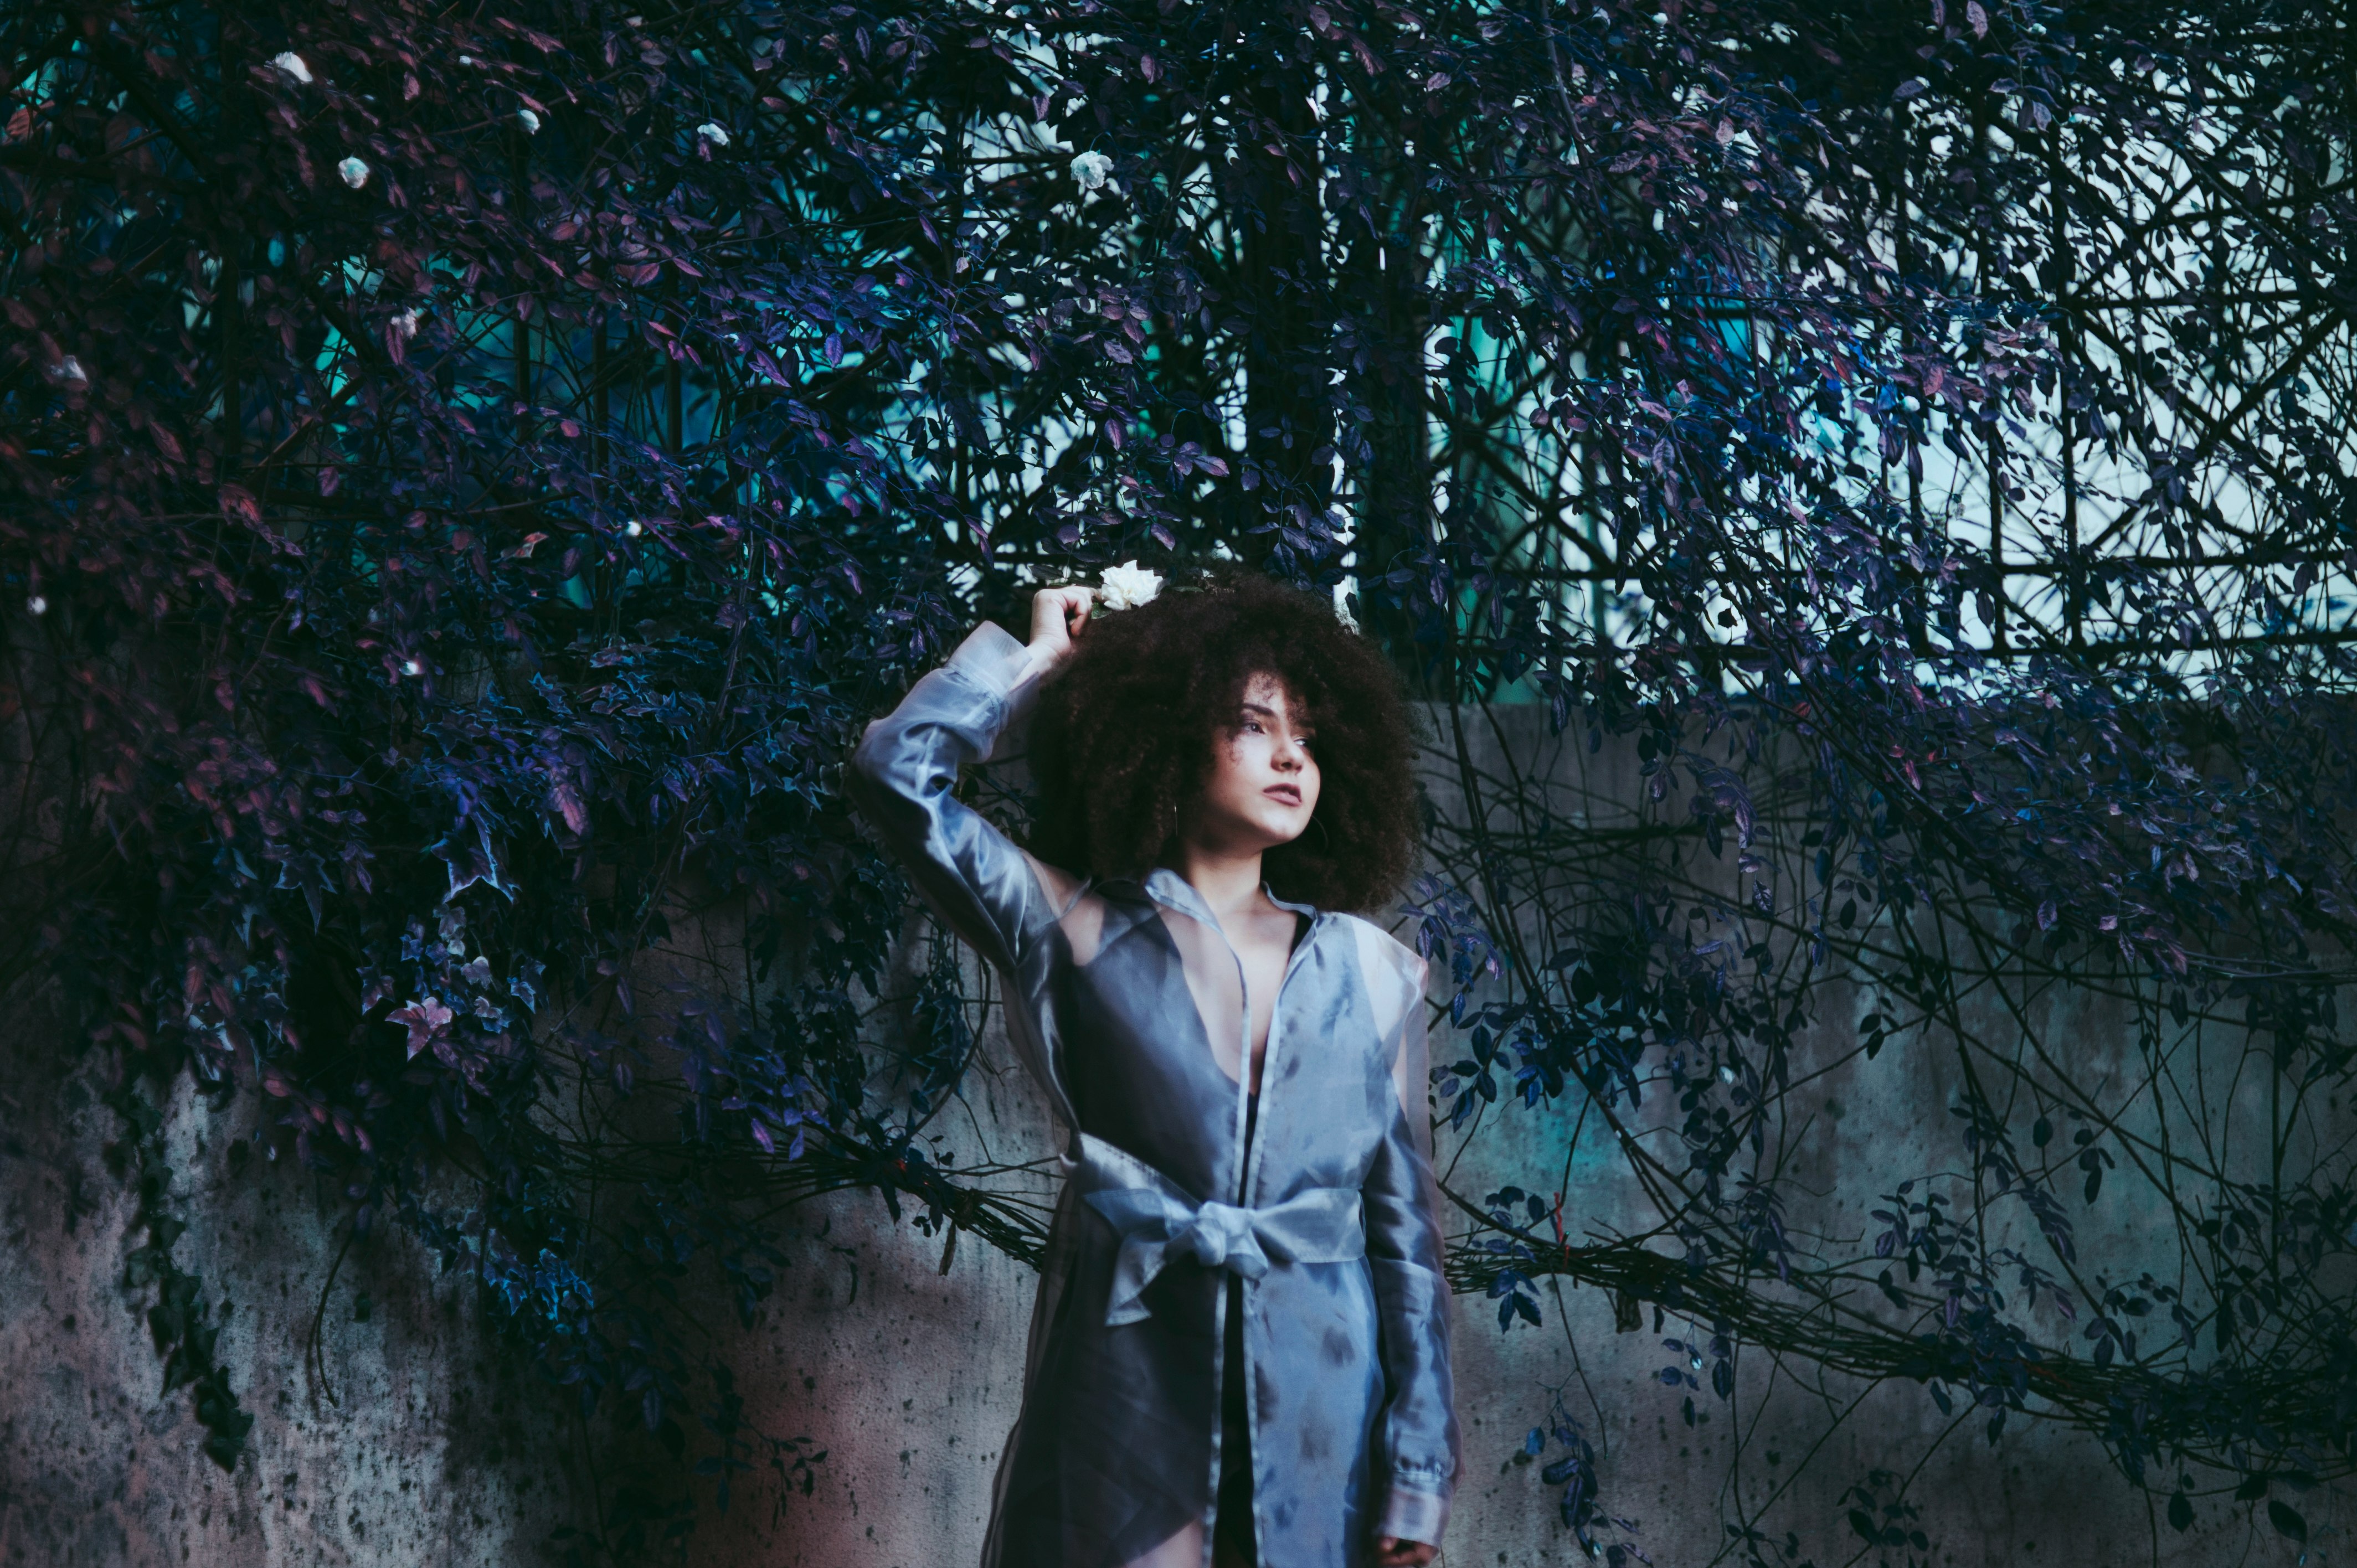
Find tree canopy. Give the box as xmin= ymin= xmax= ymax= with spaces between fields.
xmin=3 ymin=0 xmax=2353 ymax=1560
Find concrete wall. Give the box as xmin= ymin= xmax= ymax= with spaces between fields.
xmin=2 ymin=705 xmax=2347 ymax=1566
xmin=0 ymin=1004 xmax=575 ymax=1566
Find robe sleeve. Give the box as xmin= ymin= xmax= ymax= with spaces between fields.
xmin=845 ymin=620 xmax=1064 ymax=983
xmin=1362 ymin=948 xmax=1460 ymax=1545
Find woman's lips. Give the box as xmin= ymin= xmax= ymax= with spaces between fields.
xmin=1264 ymin=785 xmax=1302 ymax=806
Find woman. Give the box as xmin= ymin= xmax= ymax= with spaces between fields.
xmin=848 ymin=570 xmax=1458 ymax=1568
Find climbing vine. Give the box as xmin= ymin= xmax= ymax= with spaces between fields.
xmin=2 ymin=0 xmax=2351 ymax=1560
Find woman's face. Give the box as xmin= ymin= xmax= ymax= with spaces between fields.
xmin=1187 ymin=672 xmax=1322 ymax=855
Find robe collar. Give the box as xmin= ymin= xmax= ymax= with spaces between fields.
xmin=1114 ymin=866 xmax=1324 ymax=930
xmin=1098 ymin=863 xmax=1320 ymax=924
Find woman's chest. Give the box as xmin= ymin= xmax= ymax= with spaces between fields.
xmin=1048 ymin=916 xmax=1396 ymax=1158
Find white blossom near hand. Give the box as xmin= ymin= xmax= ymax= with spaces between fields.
xmin=338 ymin=156 xmax=370 ymax=189
xmin=270 ymin=51 xmax=312 ymax=84
xmin=695 ymin=121 xmax=730 ymax=147
xmin=1072 ymin=149 xmax=1115 ymax=192
xmin=1097 ymin=560 xmax=1162 ymax=612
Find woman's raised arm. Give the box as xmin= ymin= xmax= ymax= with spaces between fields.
xmin=844 ymin=589 xmax=1095 ymax=973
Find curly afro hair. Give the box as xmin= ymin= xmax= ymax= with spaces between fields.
xmin=1023 ymin=571 xmax=1419 ymax=914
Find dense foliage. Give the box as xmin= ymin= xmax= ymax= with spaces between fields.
xmin=2 ymin=0 xmax=2352 ymax=1560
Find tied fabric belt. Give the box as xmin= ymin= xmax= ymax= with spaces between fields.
xmin=1073 ymin=1131 xmax=1365 ymax=1327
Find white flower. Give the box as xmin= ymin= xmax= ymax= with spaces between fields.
xmin=1071 ymin=149 xmax=1115 ymax=192
xmin=271 ymin=51 xmax=313 ymax=85
xmin=624 ymin=519 xmax=644 ymax=538
xmin=46 ymin=355 xmax=86 ymax=386
xmin=338 ymin=156 xmax=370 ymax=189
xmin=401 ymin=658 xmax=423 ymax=676
xmin=1097 ymin=561 xmax=1162 ymax=612
xmin=27 ymin=595 xmax=47 ymax=616
xmin=517 ymin=108 xmax=542 ymax=135
xmin=391 ymin=308 xmax=420 ymax=339
xmin=695 ymin=121 xmax=730 ymax=147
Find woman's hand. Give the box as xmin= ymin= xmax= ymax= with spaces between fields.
xmin=1026 ymin=585 xmax=1097 ymax=670
xmin=1371 ymin=1536 xmax=1438 ymax=1567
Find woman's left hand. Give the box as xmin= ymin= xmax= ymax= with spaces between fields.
xmin=1026 ymin=584 xmax=1097 ymax=667
xmin=1371 ymin=1536 xmax=1438 ymax=1567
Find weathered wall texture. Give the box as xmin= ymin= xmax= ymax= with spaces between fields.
xmin=3 ymin=704 xmax=2346 ymax=1565
xmin=1 ymin=1013 xmax=579 ymax=1566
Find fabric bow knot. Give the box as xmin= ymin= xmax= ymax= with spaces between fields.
xmin=1074 ymin=1132 xmax=1365 ymax=1327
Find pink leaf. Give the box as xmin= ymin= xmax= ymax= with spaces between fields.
xmin=388 ymin=997 xmax=455 ymax=1058
xmin=218 ymin=482 xmax=261 ymax=527
xmin=551 ymin=780 xmax=589 ymax=835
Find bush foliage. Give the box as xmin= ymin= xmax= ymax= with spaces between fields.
xmin=3 ymin=0 xmax=2353 ymax=1560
